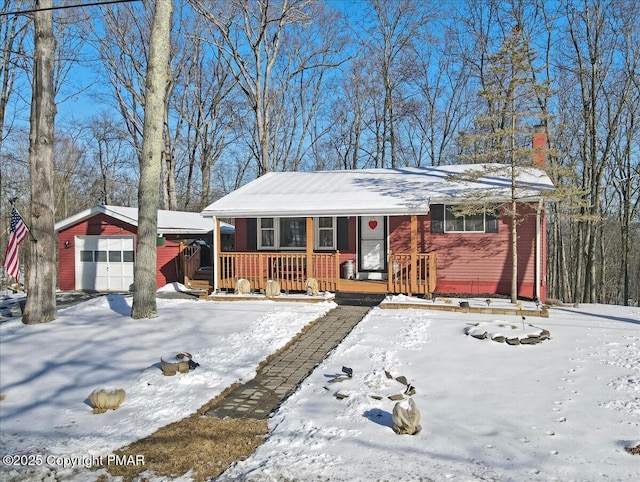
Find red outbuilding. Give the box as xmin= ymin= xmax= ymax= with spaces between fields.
xmin=55 ymin=205 xmax=233 ymax=292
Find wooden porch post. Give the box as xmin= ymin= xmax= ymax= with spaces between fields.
xmin=306 ymin=217 xmax=314 ymax=279
xmin=213 ymin=217 xmax=220 ymax=292
xmin=410 ymin=215 xmax=417 ymax=295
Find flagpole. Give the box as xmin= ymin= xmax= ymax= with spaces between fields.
xmin=8 ymin=198 xmax=37 ymax=243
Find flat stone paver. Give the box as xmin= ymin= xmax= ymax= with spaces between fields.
xmin=206 ymin=305 xmax=370 ymax=419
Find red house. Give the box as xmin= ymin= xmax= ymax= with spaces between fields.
xmin=55 ymin=205 xmax=233 ymax=292
xmin=201 ymin=163 xmax=554 ymax=301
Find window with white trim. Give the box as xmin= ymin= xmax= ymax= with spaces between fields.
xmin=279 ymin=218 xmax=306 ymax=248
xmin=259 ymin=218 xmax=275 ymax=249
xmin=256 ymin=217 xmax=338 ymax=250
xmin=431 ymin=204 xmax=499 ymax=233
xmin=316 ymin=217 xmax=336 ymax=249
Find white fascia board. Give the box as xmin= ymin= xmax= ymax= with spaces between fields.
xmin=201 ymin=206 xmax=431 ymax=218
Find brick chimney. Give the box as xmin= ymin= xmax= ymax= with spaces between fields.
xmin=532 ymin=124 xmax=547 ymax=167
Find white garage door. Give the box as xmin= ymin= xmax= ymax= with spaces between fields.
xmin=75 ymin=236 xmax=135 ymax=291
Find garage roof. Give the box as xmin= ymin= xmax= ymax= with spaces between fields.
xmin=55 ymin=205 xmax=234 ymax=235
xmin=201 ymin=164 xmax=555 ymax=218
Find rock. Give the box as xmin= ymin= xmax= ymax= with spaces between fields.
xmin=491 ymin=334 xmax=506 ymax=343
xmin=265 ymin=279 xmax=281 ymax=298
xmin=395 ymin=375 xmax=409 ymax=385
xmin=392 ymin=398 xmax=422 ymax=435
xmin=306 ymin=278 xmax=319 ymax=296
xmin=506 ymin=337 xmax=521 ymax=345
xmin=388 ymin=394 xmax=404 ymax=401
xmin=235 ymin=278 xmax=251 ymax=294
xmin=89 ymin=387 xmax=126 ymax=414
xmin=404 ymin=384 xmax=416 ymax=396
xmin=520 ymin=336 xmax=541 ymax=345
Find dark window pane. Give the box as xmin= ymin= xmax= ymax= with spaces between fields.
xmin=445 ymin=206 xmax=464 ymax=231
xmin=430 ymin=204 xmax=444 ymax=233
xmin=466 ymin=213 xmax=484 ymax=231
xmin=80 ymin=250 xmax=93 ymax=262
xmin=280 ymin=218 xmax=306 ymax=248
xmin=109 ymin=251 xmax=122 ymax=262
xmin=319 ymin=230 xmax=333 ymax=247
xmin=261 ymin=230 xmax=274 ymax=247
xmin=123 ymin=251 xmax=135 ymax=262
xmin=94 ymin=250 xmax=107 ymax=262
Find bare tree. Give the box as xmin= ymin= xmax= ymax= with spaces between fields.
xmin=22 ymin=0 xmax=57 ymax=324
xmin=192 ymin=0 xmax=340 ymax=175
xmin=364 ymin=0 xmax=434 ymax=168
xmin=131 ymin=0 xmax=172 ymax=319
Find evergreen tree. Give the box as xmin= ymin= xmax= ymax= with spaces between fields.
xmin=457 ymin=24 xmax=550 ymax=303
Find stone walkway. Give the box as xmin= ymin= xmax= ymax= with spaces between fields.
xmin=206 ymin=305 xmax=370 ymax=420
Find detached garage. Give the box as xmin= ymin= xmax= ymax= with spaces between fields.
xmin=55 ymin=205 xmax=233 ymax=292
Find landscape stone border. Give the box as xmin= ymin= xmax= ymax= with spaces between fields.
xmin=465 ymin=321 xmax=551 ymax=345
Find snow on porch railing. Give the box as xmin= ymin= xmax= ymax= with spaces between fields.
xmin=388 ymin=252 xmax=437 ymax=297
xmin=217 ymin=252 xmax=339 ymax=293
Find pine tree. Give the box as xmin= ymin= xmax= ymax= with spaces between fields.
xmin=457 ymin=25 xmax=550 ymax=303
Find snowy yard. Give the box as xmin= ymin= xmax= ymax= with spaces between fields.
xmin=1 ymin=292 xmax=639 ymax=481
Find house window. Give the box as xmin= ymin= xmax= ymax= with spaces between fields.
xmin=431 ymin=204 xmax=499 ymax=233
xmin=316 ymin=217 xmax=335 ymax=249
xmin=256 ymin=217 xmax=339 ymax=250
xmin=259 ymin=218 xmax=275 ymax=249
xmin=280 ymin=218 xmax=307 ymax=248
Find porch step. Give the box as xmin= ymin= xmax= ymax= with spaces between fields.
xmin=335 ymin=292 xmax=386 ymax=307
xmin=192 ymin=267 xmax=213 ymax=282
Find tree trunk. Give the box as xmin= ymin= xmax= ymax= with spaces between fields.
xmin=23 ymin=0 xmax=57 ymax=325
xmin=131 ymin=0 xmax=172 ymax=319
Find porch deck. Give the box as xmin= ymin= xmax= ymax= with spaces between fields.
xmin=214 ymin=251 xmax=437 ymax=297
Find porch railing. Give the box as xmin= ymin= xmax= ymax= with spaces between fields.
xmin=218 ymin=252 xmax=339 ymax=293
xmin=180 ymin=244 xmax=201 ymax=282
xmin=217 ymin=251 xmax=437 ymax=296
xmin=388 ymin=252 xmax=437 ymax=297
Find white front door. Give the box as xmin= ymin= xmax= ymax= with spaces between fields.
xmin=359 ymin=216 xmax=386 ymax=278
xmin=75 ymin=236 xmax=135 ymax=291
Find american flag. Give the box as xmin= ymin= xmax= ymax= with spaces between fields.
xmin=3 ymin=207 xmax=28 ymax=280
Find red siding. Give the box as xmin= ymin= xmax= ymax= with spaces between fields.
xmin=156 ymin=241 xmax=181 ymax=287
xmin=231 ymin=208 xmax=545 ymax=300
xmin=235 ymin=218 xmax=249 ymax=251
xmin=389 ymin=204 xmax=542 ymax=299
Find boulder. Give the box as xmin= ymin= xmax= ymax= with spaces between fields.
xmin=89 ymin=387 xmax=126 ymax=414
xmin=265 ymin=279 xmax=281 ymax=298
xmin=235 ymin=278 xmax=251 ymax=294
xmin=392 ymin=398 xmax=422 ymax=435
xmin=306 ymin=277 xmax=319 ymax=296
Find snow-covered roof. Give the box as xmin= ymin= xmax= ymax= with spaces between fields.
xmin=201 ymin=164 xmax=555 ymax=218
xmin=55 ymin=205 xmax=234 ymax=235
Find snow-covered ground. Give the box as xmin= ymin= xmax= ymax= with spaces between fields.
xmin=1 ymin=290 xmax=639 ymax=481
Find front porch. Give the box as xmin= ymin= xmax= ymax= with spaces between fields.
xmin=215 ymin=251 xmax=437 ymax=297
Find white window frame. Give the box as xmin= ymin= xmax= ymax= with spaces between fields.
xmin=256 ymin=217 xmax=338 ymax=250
xmin=443 ymin=205 xmax=495 ymax=233
xmin=279 ymin=217 xmax=307 ymax=249
xmin=258 ymin=217 xmax=276 ymax=249
xmin=257 ymin=217 xmax=308 ymax=250
xmin=315 ymin=217 xmax=336 ymax=250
